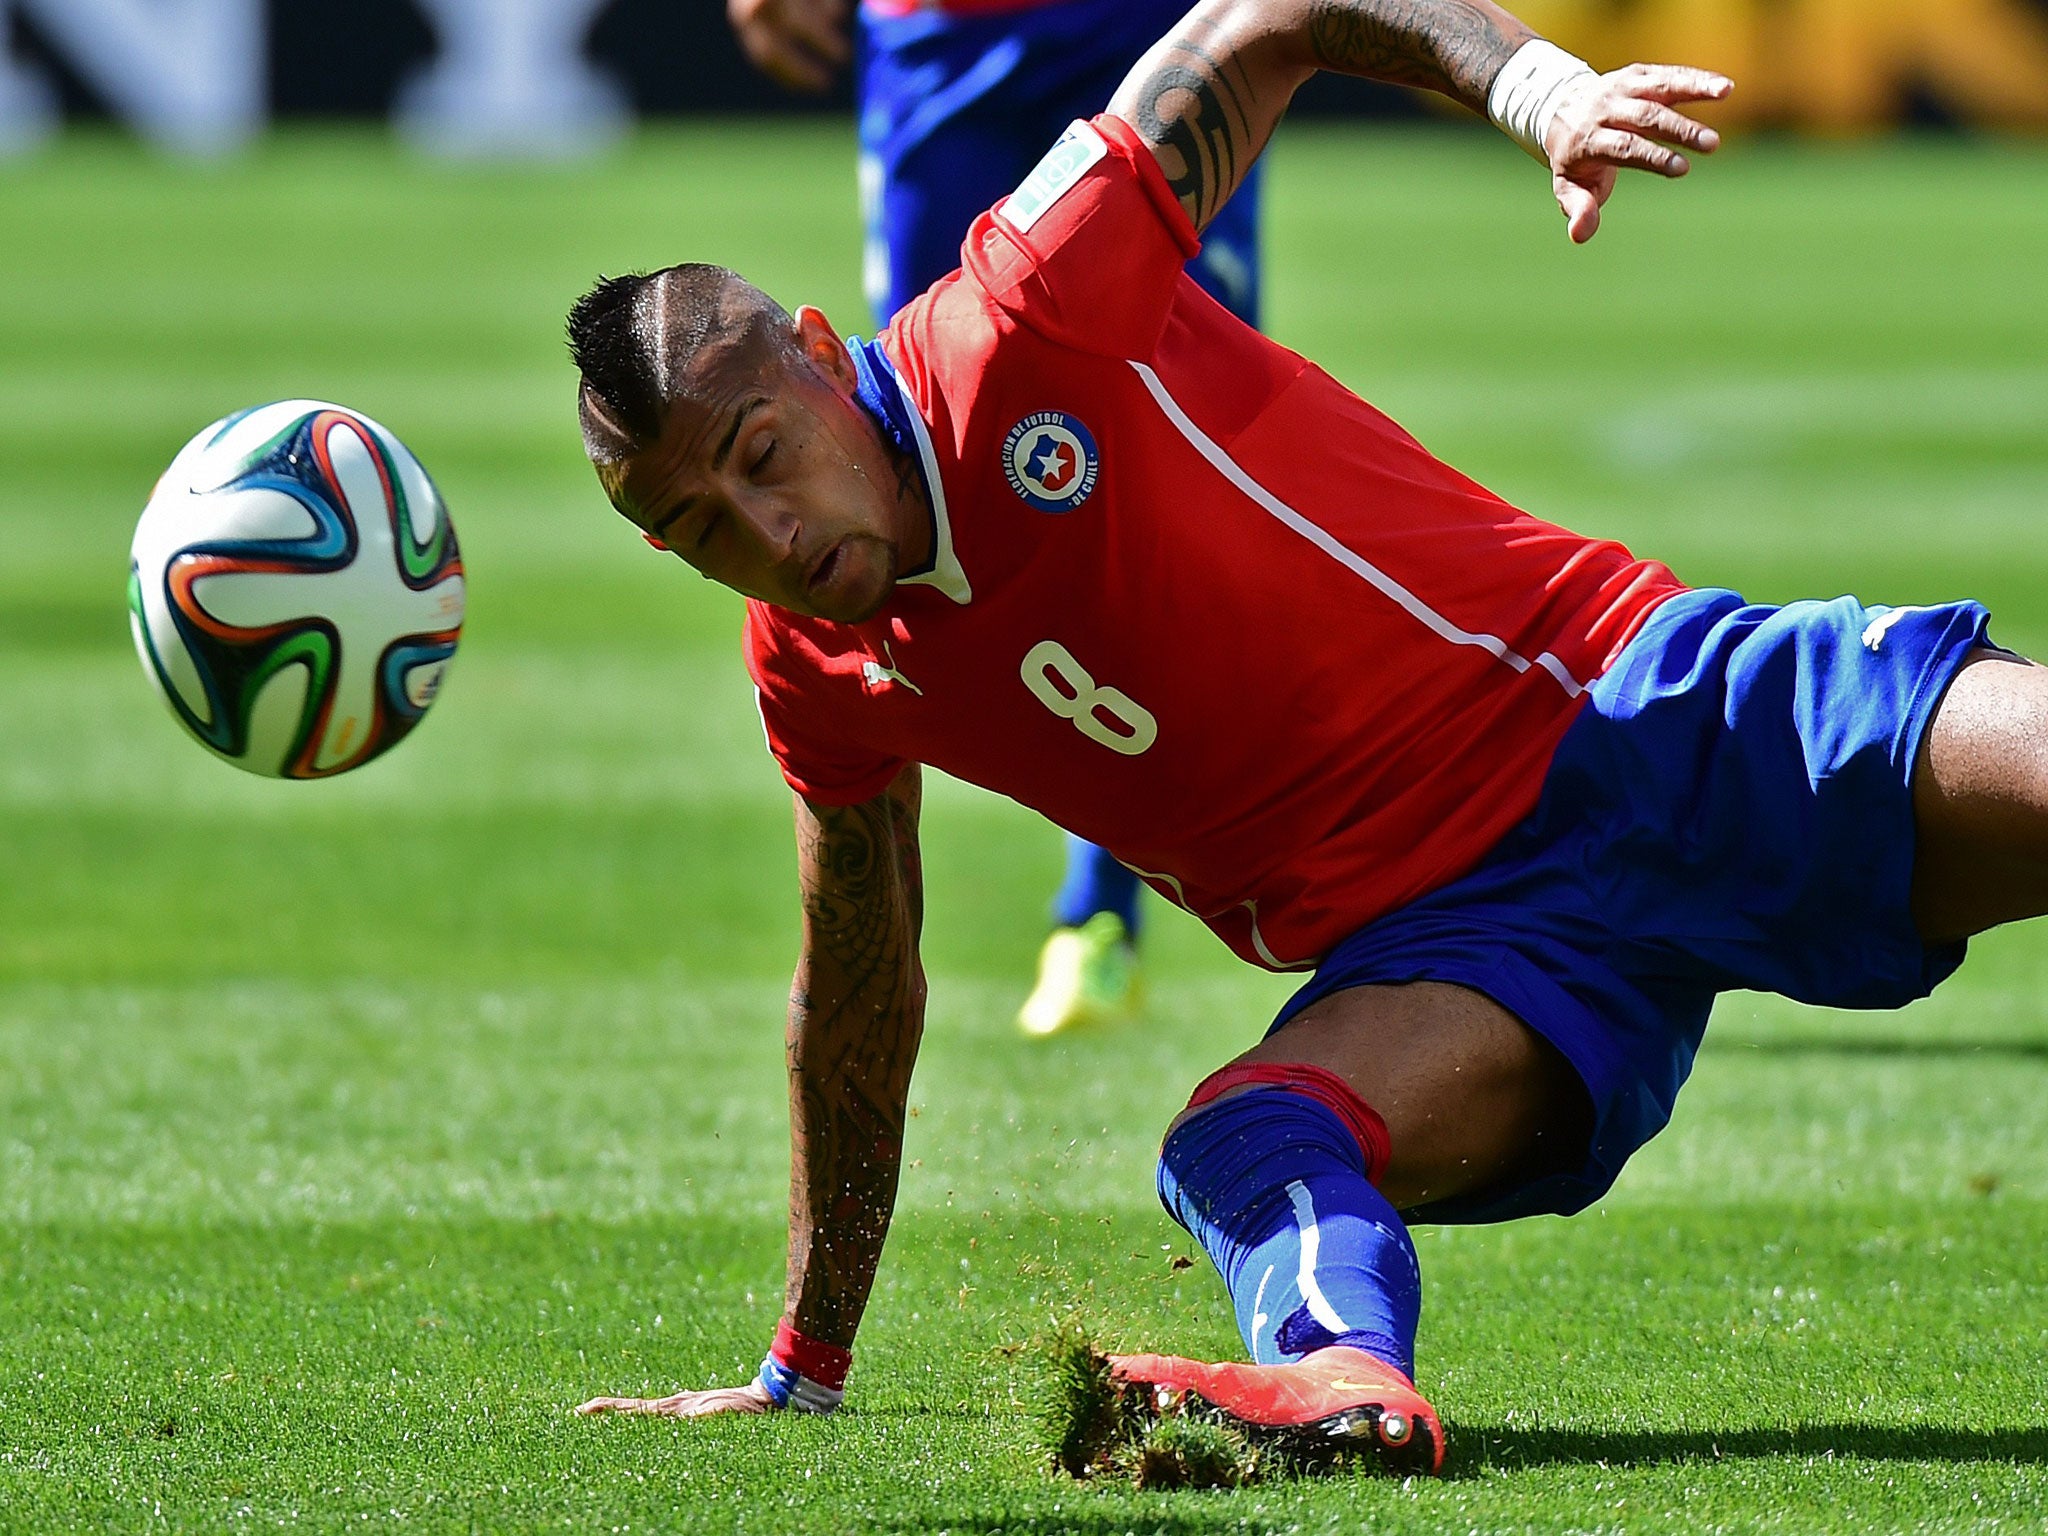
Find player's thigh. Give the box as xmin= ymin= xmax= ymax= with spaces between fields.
xmin=1219 ymin=981 xmax=1590 ymax=1212
xmin=1913 ymin=646 xmax=2048 ymax=942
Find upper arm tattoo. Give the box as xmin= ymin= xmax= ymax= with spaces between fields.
xmin=1126 ymin=18 xmax=1264 ymax=233
xmin=1121 ymin=1 xmax=1536 ymax=233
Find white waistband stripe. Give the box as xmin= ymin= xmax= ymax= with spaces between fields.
xmin=1128 ymin=361 xmax=1585 ymax=699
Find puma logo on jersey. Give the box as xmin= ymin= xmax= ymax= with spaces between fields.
xmin=1861 ymin=605 xmax=1935 ymax=653
xmin=862 ymin=640 xmax=922 ymax=695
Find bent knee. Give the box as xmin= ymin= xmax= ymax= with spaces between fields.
xmin=1187 ymin=983 xmax=1590 ymax=1209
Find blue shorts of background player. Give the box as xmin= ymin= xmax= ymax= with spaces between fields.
xmin=857 ymin=0 xmax=1266 ymax=1030
xmin=1156 ymin=588 xmax=1993 ymax=1393
xmin=857 ymin=0 xmax=1264 ymax=325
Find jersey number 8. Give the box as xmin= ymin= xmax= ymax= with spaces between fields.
xmin=1020 ymin=640 xmax=1158 ymax=757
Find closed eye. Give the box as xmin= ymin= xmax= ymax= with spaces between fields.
xmin=694 ymin=510 xmax=722 ymax=551
xmin=750 ymin=440 xmax=777 ymax=476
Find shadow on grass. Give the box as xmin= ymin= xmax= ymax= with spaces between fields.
xmin=1454 ymin=1421 xmax=2048 ymax=1473
xmin=869 ymin=1422 xmax=2048 ymax=1532
xmin=1710 ymin=1036 xmax=2048 ymax=1061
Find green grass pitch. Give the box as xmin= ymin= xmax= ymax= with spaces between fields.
xmin=3 ymin=121 xmax=2048 ymax=1532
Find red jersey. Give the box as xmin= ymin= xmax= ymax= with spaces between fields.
xmin=746 ymin=115 xmax=1685 ymax=970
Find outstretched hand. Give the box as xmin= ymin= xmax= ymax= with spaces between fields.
xmin=727 ymin=0 xmax=851 ymax=94
xmin=1544 ymin=64 xmax=1733 ymax=243
xmin=575 ymin=1381 xmax=775 ymax=1419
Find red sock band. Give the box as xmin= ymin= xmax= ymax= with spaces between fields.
xmin=771 ymin=1320 xmax=851 ymax=1391
xmin=1185 ymin=1062 xmax=1392 ymax=1184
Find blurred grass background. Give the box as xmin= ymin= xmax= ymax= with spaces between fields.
xmin=2 ymin=124 xmax=2047 ymax=1531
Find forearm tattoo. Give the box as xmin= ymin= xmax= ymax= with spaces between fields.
xmin=1305 ymin=0 xmax=1533 ymax=109
xmin=783 ymin=774 xmax=926 ymax=1345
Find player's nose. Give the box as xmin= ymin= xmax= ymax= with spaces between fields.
xmin=732 ymin=490 xmax=801 ymax=559
xmin=729 ymin=493 xmax=804 ymax=588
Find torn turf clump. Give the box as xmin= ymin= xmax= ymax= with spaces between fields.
xmin=1038 ymin=1330 xmax=1262 ymax=1488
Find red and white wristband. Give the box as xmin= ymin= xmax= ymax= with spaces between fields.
xmin=757 ymin=1321 xmax=850 ymax=1414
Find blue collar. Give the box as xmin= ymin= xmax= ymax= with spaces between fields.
xmin=849 ymin=335 xmax=917 ymax=461
xmin=849 ymin=336 xmax=938 ymax=583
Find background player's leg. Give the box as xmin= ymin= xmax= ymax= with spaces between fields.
xmin=1022 ymin=0 xmax=1265 ymax=1032
xmin=1021 ymin=838 xmax=1145 ymax=1036
xmin=1051 ymin=836 xmax=1144 ymax=935
xmin=862 ymin=1 xmax=1269 ymax=1037
xmin=855 ymin=12 xmax=1148 ymax=1036
xmin=1028 ymin=121 xmax=1262 ymax=1039
xmin=1913 ymin=648 xmax=2048 ymax=942
xmin=1020 ymin=850 xmax=1143 ymax=1034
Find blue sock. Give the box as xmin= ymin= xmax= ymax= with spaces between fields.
xmin=1051 ymin=834 xmax=1142 ymax=936
xmin=1157 ymin=1087 xmax=1421 ymax=1378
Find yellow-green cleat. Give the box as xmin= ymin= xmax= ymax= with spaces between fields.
xmin=1018 ymin=912 xmax=1142 ymax=1037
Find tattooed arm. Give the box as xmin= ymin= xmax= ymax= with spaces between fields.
xmin=576 ymin=765 xmax=926 ymax=1420
xmin=780 ymin=765 xmax=927 ymax=1345
xmin=1106 ymin=0 xmax=1731 ymax=240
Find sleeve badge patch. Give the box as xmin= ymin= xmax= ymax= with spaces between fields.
xmin=998 ymin=119 xmax=1110 ymax=235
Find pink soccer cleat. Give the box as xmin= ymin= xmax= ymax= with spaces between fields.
xmin=1108 ymin=1344 xmax=1445 ymax=1476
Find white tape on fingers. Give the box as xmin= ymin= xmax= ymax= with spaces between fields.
xmin=1487 ymin=39 xmax=1598 ymax=163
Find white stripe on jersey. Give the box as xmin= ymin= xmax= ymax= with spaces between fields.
xmin=1128 ymin=361 xmax=1587 ymax=698
xmin=1117 ymin=863 xmax=1317 ymax=971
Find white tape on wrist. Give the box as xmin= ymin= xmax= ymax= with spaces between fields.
xmin=1487 ymin=39 xmax=1597 ymax=163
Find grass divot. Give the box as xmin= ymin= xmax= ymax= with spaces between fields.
xmin=1041 ymin=1322 xmax=1129 ymax=1478
xmin=1118 ymin=1413 xmax=1256 ymax=1490
xmin=1035 ymin=1323 xmax=1265 ymax=1490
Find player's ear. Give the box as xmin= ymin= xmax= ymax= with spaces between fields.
xmin=793 ymin=305 xmax=858 ymax=392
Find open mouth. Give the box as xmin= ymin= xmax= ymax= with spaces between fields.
xmin=806 ymin=541 xmax=845 ymax=595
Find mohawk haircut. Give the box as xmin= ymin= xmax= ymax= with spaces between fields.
xmin=566 ymin=264 xmax=796 ymax=468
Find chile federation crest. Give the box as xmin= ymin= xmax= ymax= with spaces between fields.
xmin=1002 ymin=411 xmax=1099 ymax=513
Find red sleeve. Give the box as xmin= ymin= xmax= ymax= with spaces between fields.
xmin=960 ymin=113 xmax=1202 ymax=360
xmin=743 ymin=604 xmax=908 ymax=807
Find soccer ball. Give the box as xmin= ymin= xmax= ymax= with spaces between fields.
xmin=128 ymin=401 xmax=466 ymax=779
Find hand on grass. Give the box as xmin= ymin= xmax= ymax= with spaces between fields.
xmin=575 ymin=1381 xmax=775 ymax=1418
xmin=1544 ymin=65 xmax=1733 ymax=244
xmin=727 ymin=0 xmax=851 ymax=94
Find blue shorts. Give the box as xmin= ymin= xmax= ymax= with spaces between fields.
xmin=857 ymin=0 xmax=1262 ymax=323
xmin=1271 ymin=588 xmax=1995 ymax=1225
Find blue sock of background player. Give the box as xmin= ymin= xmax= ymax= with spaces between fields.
xmin=1157 ymin=1079 xmax=1422 ymax=1378
xmin=1051 ymin=834 xmax=1144 ymax=934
